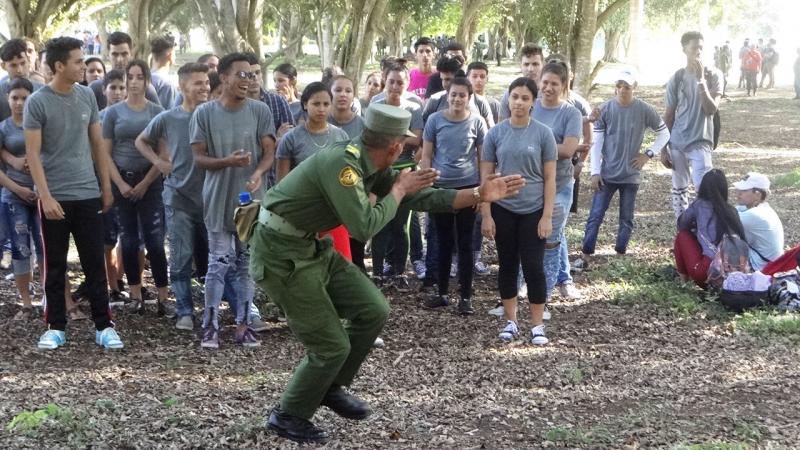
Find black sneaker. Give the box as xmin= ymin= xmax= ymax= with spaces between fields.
xmin=266 ymin=406 xmax=329 ymax=443
xmin=423 ymin=295 xmax=449 ymax=309
xmin=457 ymin=298 xmax=475 ymax=315
xmin=108 ymin=290 xmax=130 ymax=307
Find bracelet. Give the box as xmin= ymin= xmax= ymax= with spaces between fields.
xmin=472 ymin=186 xmax=481 ymax=203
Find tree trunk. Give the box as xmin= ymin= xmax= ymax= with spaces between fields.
xmin=486 ymin=26 xmax=497 ymax=61
xmin=337 ymin=0 xmax=389 ymax=89
xmin=627 ymin=0 xmax=643 ymax=68
xmin=455 ymin=0 xmax=486 ymax=48
xmin=4 ymin=0 xmax=80 ymax=43
xmin=387 ymin=12 xmax=411 ymax=57
xmin=572 ymin=0 xmax=598 ymax=95
xmin=93 ymin=13 xmax=110 ymax=59
xmin=283 ymin=9 xmax=306 ymax=63
xmin=316 ymin=15 xmax=338 ymax=69
xmin=128 ymin=0 xmax=153 ymax=59
xmin=193 ymin=0 xmax=239 ymax=55
xmin=602 ymin=28 xmax=622 ymax=62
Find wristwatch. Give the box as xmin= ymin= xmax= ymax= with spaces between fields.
xmin=645 ymin=149 xmax=655 ymax=158
xmin=472 ymin=186 xmax=482 ymax=203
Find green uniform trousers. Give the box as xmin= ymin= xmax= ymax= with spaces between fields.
xmin=250 ymin=224 xmax=390 ymax=419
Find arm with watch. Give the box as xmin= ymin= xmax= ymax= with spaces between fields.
xmin=632 ymin=122 xmax=671 ymax=170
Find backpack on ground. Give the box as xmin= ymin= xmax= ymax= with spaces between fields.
xmin=673 ymin=68 xmax=722 ymax=149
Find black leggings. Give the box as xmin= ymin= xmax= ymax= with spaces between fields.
xmin=492 ymin=203 xmax=546 ymax=304
xmin=431 ymin=206 xmax=476 ymax=299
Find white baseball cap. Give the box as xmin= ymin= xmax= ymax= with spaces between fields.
xmin=733 ymin=172 xmax=770 ymax=193
xmin=616 ymin=68 xmax=637 ymax=86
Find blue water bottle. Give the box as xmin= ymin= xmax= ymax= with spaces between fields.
xmin=238 ymin=191 xmax=252 ymax=206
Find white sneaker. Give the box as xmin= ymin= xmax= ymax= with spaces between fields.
xmin=373 ymin=336 xmax=385 ymax=348
xmin=412 ymin=260 xmax=426 ymax=280
xmin=531 ymin=324 xmax=549 ymax=345
xmin=558 ymin=282 xmax=582 ymax=300
xmin=488 ymin=304 xmax=505 ymax=317
xmin=175 ymin=315 xmax=194 ymax=331
xmin=474 ymin=261 xmax=490 ymax=276
xmin=498 ymin=320 xmax=519 ymax=342
xmin=518 ymin=283 xmax=528 ymax=299
xmin=543 ymin=307 xmax=551 ymax=321
xmin=571 ymin=258 xmax=589 ymax=273
xmin=249 ymin=317 xmax=269 ymax=332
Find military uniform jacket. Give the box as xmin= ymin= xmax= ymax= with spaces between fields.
xmin=263 ymin=138 xmax=457 ymax=242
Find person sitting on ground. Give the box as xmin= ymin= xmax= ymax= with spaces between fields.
xmin=674 ymin=169 xmax=746 ymax=288
xmin=732 ymin=172 xmax=784 ymax=271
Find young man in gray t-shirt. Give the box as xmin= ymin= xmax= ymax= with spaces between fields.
xmin=189 ymin=53 xmax=276 ymax=349
xmin=24 ymin=37 xmax=123 ymax=351
xmin=580 ymin=69 xmax=670 ymax=264
xmin=661 ymin=31 xmax=722 ymax=218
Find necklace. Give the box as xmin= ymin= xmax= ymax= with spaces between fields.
xmin=308 ymin=126 xmax=331 ymax=149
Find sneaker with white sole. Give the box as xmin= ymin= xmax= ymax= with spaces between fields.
xmin=543 ymin=307 xmax=551 ymax=321
xmin=235 ymin=327 xmax=261 ymax=347
xmin=373 ymin=337 xmax=385 ymax=348
xmin=201 ymin=326 xmax=220 ymax=349
xmin=498 ymin=320 xmax=519 ymax=342
xmin=530 ymin=324 xmax=549 ymax=345
xmin=412 ymin=260 xmax=426 ymax=280
xmin=175 ymin=315 xmax=194 ymax=331
xmin=249 ymin=317 xmax=269 ymax=332
xmin=571 ymin=258 xmax=589 ymax=273
xmin=392 ymin=275 xmax=411 ymax=293
xmin=474 ymin=261 xmax=490 ymax=276
xmin=518 ymin=283 xmax=528 ymax=299
xmin=558 ymin=282 xmax=582 ymax=300
xmin=37 ymin=329 xmax=66 ymax=350
xmin=488 ymin=303 xmax=505 ymax=317
xmin=95 ymin=327 xmax=124 ymax=349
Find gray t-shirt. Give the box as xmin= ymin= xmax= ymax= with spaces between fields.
xmin=102 ymin=101 xmax=165 ymax=171
xmin=422 ymin=90 xmax=495 ymax=128
xmin=0 ymin=78 xmax=44 ymax=121
xmin=327 ymin=114 xmax=364 ymax=140
xmin=665 ymin=68 xmax=721 ymax=151
xmin=532 ymin=99 xmax=582 ymax=190
xmin=142 ymin=106 xmax=204 ymax=211
xmin=423 ymin=111 xmax=486 ymax=189
xmin=276 ymin=124 xmax=350 ymax=169
xmin=0 ymin=117 xmax=30 ymax=187
xmin=370 ymin=90 xmax=424 ymax=107
xmin=89 ymin=78 xmax=161 ymax=110
xmin=594 ymin=98 xmax=665 ymax=184
xmin=190 ymin=99 xmax=276 ymax=233
xmin=151 ymin=72 xmax=177 ymax=110
xmin=482 ymin=119 xmax=557 ymax=214
xmin=23 ymin=84 xmax=101 ymax=201
xmin=483 ymin=94 xmax=500 ymax=125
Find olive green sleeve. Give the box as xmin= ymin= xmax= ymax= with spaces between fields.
xmin=400 ymin=187 xmax=458 ymax=212
xmin=319 ymin=158 xmax=399 ymax=242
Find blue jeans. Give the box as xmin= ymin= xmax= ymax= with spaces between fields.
xmin=582 ymin=182 xmax=639 ymax=255
xmin=4 ymin=198 xmax=42 ymax=275
xmin=113 ymin=172 xmax=168 ymax=288
xmin=202 ymin=231 xmax=254 ymax=329
xmin=542 ymin=182 xmax=574 ymax=294
xmin=166 ymin=205 xmax=206 ymax=318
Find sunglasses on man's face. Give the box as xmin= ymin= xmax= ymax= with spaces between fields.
xmin=234 ymin=71 xmax=256 ymax=80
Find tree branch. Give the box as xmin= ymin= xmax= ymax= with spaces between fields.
xmin=151 ymin=0 xmax=186 ymax=31
xmin=79 ymin=0 xmax=124 ymax=18
xmin=596 ymin=0 xmax=627 ymax=30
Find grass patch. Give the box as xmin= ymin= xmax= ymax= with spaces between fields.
xmin=671 ymin=442 xmax=748 ymax=450
xmin=772 ymin=168 xmax=800 ymax=189
xmin=544 ymin=425 xmax=614 ymax=446
xmin=735 ymin=310 xmax=800 ymax=337
xmin=6 ymin=403 xmax=87 ymax=446
xmin=588 ymin=258 xmax=708 ymax=315
xmin=162 ymin=397 xmax=179 ymax=408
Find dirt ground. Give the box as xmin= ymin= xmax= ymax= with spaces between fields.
xmin=1 ymin=84 xmax=800 ymax=449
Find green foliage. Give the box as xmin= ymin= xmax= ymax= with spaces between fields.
xmin=417 ymin=0 xmax=461 ymax=37
xmin=735 ymin=310 xmax=800 ymax=337
xmin=772 ymin=168 xmax=800 ymax=189
xmin=6 ymin=404 xmax=79 ymax=438
xmin=162 ymin=397 xmax=179 ymax=408
xmin=733 ymin=420 xmax=763 ymax=442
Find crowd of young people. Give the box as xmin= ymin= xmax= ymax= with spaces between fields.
xmin=1 ymin=28 xmax=792 ymax=355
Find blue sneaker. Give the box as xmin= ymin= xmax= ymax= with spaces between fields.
xmin=37 ymin=330 xmax=66 ymax=350
xmin=95 ymin=327 xmax=124 ymax=349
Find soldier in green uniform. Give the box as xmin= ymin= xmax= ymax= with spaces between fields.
xmin=250 ymin=103 xmax=524 ymax=443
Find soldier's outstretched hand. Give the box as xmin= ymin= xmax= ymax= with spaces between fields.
xmin=479 ymin=173 xmax=526 ymax=203
xmin=393 ymin=168 xmax=439 ymax=197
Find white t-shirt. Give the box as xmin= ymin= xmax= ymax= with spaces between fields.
xmin=737 ymin=203 xmax=784 ymax=270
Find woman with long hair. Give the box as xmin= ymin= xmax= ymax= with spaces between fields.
xmin=675 ymin=169 xmax=745 ymax=287
xmin=273 ymin=63 xmax=301 ymax=118
xmin=102 ymin=60 xmax=168 ymax=313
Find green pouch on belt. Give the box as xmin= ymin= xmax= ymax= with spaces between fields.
xmin=234 ymin=200 xmax=261 ymax=242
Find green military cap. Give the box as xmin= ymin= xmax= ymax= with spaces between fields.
xmin=364 ymin=104 xmax=417 ymax=138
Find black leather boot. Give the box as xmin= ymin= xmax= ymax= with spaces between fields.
xmin=320 ymin=385 xmax=371 ymax=420
xmin=266 ymin=406 xmax=329 ymax=443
